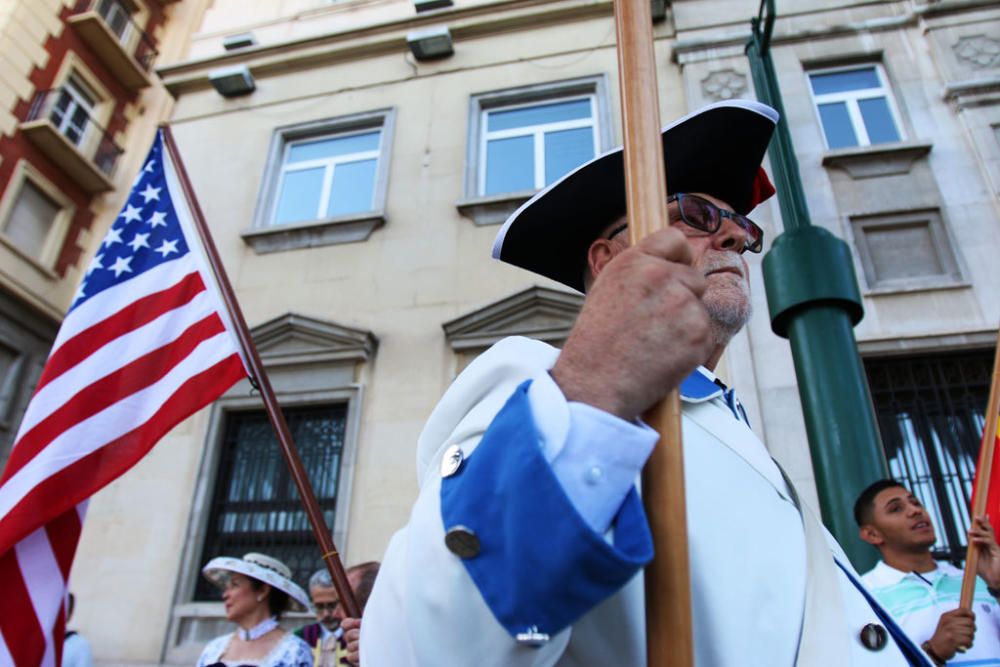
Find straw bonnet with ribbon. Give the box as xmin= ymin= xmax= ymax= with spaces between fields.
xmin=202 ymin=552 xmax=311 ymax=612
xmin=492 ymin=99 xmax=779 ymax=293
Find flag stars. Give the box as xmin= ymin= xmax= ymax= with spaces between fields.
xmin=120 ymin=204 xmax=142 ymax=223
xmin=103 ymin=227 xmax=123 ymax=247
xmin=143 ymin=160 xmax=156 ymax=173
xmin=147 ymin=211 xmax=168 ymax=228
xmin=88 ymin=253 xmax=104 ymax=273
xmin=139 ymin=184 xmax=161 ymax=203
xmin=108 ymin=256 xmax=133 ymax=278
xmin=128 ymin=233 xmax=150 ymax=252
xmin=154 ymin=239 xmax=179 ymax=258
xmin=74 ymin=280 xmax=87 ymax=301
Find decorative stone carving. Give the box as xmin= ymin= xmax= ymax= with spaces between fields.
xmin=700 ymin=69 xmax=748 ymax=101
xmin=954 ymin=35 xmax=1000 ymax=69
xmin=442 ymin=286 xmax=583 ymax=350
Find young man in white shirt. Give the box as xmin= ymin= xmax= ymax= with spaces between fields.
xmin=856 ymin=479 xmax=1000 ymax=665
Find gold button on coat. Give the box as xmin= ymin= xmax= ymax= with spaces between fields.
xmin=441 ymin=444 xmax=464 ymax=477
xmin=444 ymin=525 xmax=480 ymax=558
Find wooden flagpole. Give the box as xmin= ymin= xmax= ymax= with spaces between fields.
xmin=611 ymin=1 xmax=693 ymax=665
xmin=960 ymin=326 xmax=1000 ymax=610
xmin=161 ymin=125 xmax=362 ymax=619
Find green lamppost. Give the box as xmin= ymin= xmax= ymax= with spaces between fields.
xmin=746 ymin=0 xmax=888 ymax=569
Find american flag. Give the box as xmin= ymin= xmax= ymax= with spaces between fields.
xmin=0 ymin=129 xmax=248 ymax=666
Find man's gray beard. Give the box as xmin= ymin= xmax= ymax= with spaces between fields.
xmin=705 ymin=296 xmax=751 ymax=348
xmin=700 ymin=253 xmax=752 ymax=347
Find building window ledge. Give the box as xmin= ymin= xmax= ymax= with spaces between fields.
xmin=821 ymin=141 xmax=932 ymax=179
xmin=241 ymin=211 xmax=384 ymax=254
xmin=863 ymin=279 xmax=970 ymax=297
xmin=455 ymin=191 xmax=535 ymax=227
xmin=0 ymin=236 xmax=60 ymax=280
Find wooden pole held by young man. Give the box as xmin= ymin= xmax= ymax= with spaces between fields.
xmin=611 ymin=1 xmax=694 ymax=664
xmin=161 ymin=125 xmax=362 ymax=619
xmin=960 ymin=327 xmax=1000 ymax=610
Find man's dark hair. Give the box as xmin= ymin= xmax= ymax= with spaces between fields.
xmin=854 ymin=479 xmax=906 ymax=527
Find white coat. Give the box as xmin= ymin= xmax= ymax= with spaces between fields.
xmin=362 ymin=337 xmax=917 ymax=666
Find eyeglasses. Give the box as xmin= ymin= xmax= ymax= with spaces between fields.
xmin=314 ymin=602 xmax=341 ymax=612
xmin=605 ymin=193 xmax=764 ymax=254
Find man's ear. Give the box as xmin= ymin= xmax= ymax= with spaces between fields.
xmin=586 ymin=238 xmax=619 ymax=282
xmin=859 ymin=524 xmax=884 ymax=547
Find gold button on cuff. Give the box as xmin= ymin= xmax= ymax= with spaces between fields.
xmin=859 ymin=623 xmax=887 ymax=651
xmin=441 ymin=444 xmax=464 ymax=478
xmin=444 ymin=525 xmax=480 ymax=558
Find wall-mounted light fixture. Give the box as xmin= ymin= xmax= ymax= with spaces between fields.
xmin=414 ymin=0 xmax=453 ymax=11
xmin=406 ymin=26 xmax=454 ymax=60
xmin=222 ymin=32 xmax=257 ymax=50
xmin=208 ymin=64 xmax=256 ymax=97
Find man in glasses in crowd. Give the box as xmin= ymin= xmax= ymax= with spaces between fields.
xmin=363 ymin=100 xmax=932 ymax=665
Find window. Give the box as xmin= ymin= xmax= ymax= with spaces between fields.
xmin=247 ymin=110 xmax=394 ymax=252
xmin=850 ymin=209 xmax=963 ymax=291
xmin=479 ymin=96 xmax=598 ymax=195
xmin=194 ymin=404 xmax=347 ymax=600
xmin=808 ymin=65 xmax=903 ymax=149
xmin=865 ymin=349 xmax=992 ymax=562
xmin=4 ymin=181 xmax=61 ymax=259
xmin=273 ymin=129 xmax=382 ymax=225
xmin=96 ymin=0 xmax=133 ymax=41
xmin=0 ymin=164 xmax=74 ymax=268
xmin=49 ymin=76 xmax=98 ymax=148
xmin=459 ymin=77 xmax=610 ymax=225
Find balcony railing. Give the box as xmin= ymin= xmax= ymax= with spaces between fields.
xmin=69 ymin=0 xmax=158 ymax=90
xmin=22 ymin=89 xmax=123 ymax=192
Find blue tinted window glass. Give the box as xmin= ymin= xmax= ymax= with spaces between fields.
xmin=858 ymin=97 xmax=900 ymax=145
xmin=274 ymin=167 xmax=324 ymax=224
xmin=809 ymin=68 xmax=880 ymax=95
xmin=485 ymin=135 xmax=534 ymax=195
xmin=544 ymin=127 xmax=594 ymax=186
xmin=327 ymin=159 xmax=377 ymax=216
xmin=818 ymin=102 xmax=858 ymax=149
xmin=287 ymin=131 xmax=380 ymax=163
xmin=487 ymin=99 xmax=591 ymax=132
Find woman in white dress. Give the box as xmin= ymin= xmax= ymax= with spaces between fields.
xmin=196 ymin=553 xmax=313 ymax=667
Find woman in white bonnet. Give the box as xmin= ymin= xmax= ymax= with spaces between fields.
xmin=196 ymin=553 xmax=313 ymax=667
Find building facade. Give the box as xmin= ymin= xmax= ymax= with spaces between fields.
xmin=24 ymin=0 xmax=1000 ymax=664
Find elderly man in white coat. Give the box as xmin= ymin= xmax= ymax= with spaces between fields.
xmin=361 ymin=100 xmax=933 ymax=666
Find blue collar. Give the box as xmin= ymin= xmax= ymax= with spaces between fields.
xmin=679 ymin=367 xmax=724 ymax=403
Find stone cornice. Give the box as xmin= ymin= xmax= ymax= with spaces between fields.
xmin=157 ymin=0 xmax=617 ymax=95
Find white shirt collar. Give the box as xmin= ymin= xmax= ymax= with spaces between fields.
xmin=865 ymin=559 xmax=962 ymax=588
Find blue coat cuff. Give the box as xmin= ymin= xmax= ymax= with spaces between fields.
xmin=440 ymin=380 xmax=654 ymax=640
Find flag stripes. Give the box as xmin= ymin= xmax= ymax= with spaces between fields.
xmin=35 ymin=270 xmax=207 ymax=394
xmin=0 ymin=129 xmax=248 ymax=665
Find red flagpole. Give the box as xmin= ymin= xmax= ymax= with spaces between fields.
xmin=160 ymin=124 xmax=361 ymax=619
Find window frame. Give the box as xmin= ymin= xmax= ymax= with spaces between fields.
xmin=464 ymin=76 xmax=612 ymax=201
xmin=807 ymin=63 xmax=905 ymax=150
xmin=247 ymin=108 xmax=395 ymax=253
xmin=849 ymin=208 xmax=966 ymax=293
xmin=0 ymin=160 xmax=75 ymax=273
xmin=476 ymin=93 xmax=601 ymax=196
xmin=270 ymin=127 xmax=384 ymax=227
xmin=51 ymin=75 xmax=98 ymax=148
xmin=191 ymin=401 xmax=352 ymax=601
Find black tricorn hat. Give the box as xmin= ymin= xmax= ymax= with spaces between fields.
xmin=491 ymin=99 xmax=779 ymax=293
